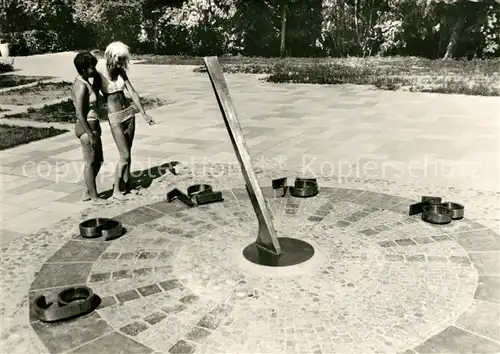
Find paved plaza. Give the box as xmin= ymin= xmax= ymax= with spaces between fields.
xmin=0 ymin=52 xmax=499 ymax=353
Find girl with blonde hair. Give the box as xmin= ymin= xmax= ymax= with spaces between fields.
xmin=96 ymin=41 xmax=155 ymax=199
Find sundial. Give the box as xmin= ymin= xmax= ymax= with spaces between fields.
xmin=24 ymin=57 xmax=499 ymax=354
xmin=203 ymin=56 xmax=315 ymax=267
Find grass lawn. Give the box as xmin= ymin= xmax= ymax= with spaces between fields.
xmin=0 ymin=124 xmax=68 ymax=150
xmin=136 ymin=55 xmax=499 ymax=96
xmin=0 ymin=81 xmax=72 ymax=106
xmin=3 ymin=96 xmax=169 ymax=123
xmin=0 ymin=74 xmax=52 ymax=89
xmin=135 ymin=55 xmax=281 ymax=66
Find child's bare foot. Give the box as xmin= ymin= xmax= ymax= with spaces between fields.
xmin=90 ymin=197 xmax=110 ymax=205
xmin=82 ymin=190 xmax=91 ymax=202
xmin=124 ymin=182 xmax=140 ymax=195
xmin=129 ymin=188 xmax=141 ymax=195
xmin=111 ymin=192 xmax=128 ymax=201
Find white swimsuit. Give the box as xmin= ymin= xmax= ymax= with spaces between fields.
xmin=95 ymin=60 xmax=133 ymax=125
xmin=96 ymin=60 xmax=125 ymax=94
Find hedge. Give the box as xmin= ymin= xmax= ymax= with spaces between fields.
xmin=4 ymin=30 xmax=62 ymax=56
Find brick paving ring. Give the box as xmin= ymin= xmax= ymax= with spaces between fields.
xmin=33 ymin=286 xmax=100 ymax=323
xmin=26 ymin=184 xmax=500 ymax=354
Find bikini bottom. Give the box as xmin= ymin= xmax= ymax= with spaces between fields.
xmin=75 ymin=118 xmax=101 ymax=139
xmin=108 ymin=106 xmax=135 ymax=126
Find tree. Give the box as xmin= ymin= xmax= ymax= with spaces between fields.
xmin=0 ymin=0 xmax=30 ymax=34
xmin=73 ymin=0 xmax=144 ymax=49
xmin=481 ymin=2 xmax=500 ymax=56
xmin=280 ymin=2 xmax=287 ymax=57
xmin=232 ymin=0 xmax=277 ymax=56
xmin=153 ymin=0 xmax=236 ymax=55
xmin=232 ymin=0 xmax=322 ymax=57
xmin=1 ymin=0 xmax=73 ymax=34
xmin=141 ymin=0 xmax=184 ymax=53
xmin=434 ymin=0 xmax=490 ymax=59
xmin=322 ymin=0 xmax=387 ymax=56
xmin=443 ymin=0 xmax=468 ymax=59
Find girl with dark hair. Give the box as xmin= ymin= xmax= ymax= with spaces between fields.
xmin=72 ymin=51 xmax=107 ymax=204
xmin=95 ymin=41 xmax=155 ymax=200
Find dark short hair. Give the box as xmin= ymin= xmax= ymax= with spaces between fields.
xmin=73 ymin=51 xmax=97 ymax=75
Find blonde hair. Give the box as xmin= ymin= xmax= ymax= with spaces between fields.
xmin=105 ymin=41 xmax=131 ymax=79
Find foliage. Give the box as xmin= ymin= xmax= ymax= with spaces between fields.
xmin=72 ymin=0 xmax=144 ymax=50
xmin=1 ymin=0 xmax=499 ymax=59
xmin=1 ymin=0 xmax=76 ymax=52
xmin=481 ymin=3 xmax=500 ymax=56
xmin=0 ymin=124 xmax=68 ymax=150
xmin=0 ymin=59 xmax=14 ymax=73
xmin=320 ymin=0 xmax=388 ymax=56
xmin=147 ymin=0 xmax=237 ymax=56
xmin=231 ymin=0 xmax=323 ymax=57
xmin=4 ymin=30 xmax=67 ymax=55
xmin=319 ymin=0 xmax=500 ymax=58
xmin=230 ymin=0 xmax=278 ymax=56
xmin=0 ymin=0 xmax=31 ymax=34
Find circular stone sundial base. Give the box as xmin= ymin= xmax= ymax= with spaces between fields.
xmin=26 ymin=183 xmax=498 ymax=354
xmin=242 ymin=237 xmax=315 ymax=267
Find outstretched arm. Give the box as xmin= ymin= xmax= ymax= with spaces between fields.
xmin=122 ymin=71 xmax=155 ymax=125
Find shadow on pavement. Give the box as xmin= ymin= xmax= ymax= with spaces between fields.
xmin=100 ymin=161 xmax=179 ymax=199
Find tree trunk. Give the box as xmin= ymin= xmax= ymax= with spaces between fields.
xmin=353 ymin=0 xmax=359 ymax=38
xmin=363 ymin=0 xmax=375 ymax=57
xmin=280 ymin=4 xmax=287 ymax=57
xmin=338 ymin=0 xmax=345 ymax=55
xmin=153 ymin=24 xmax=159 ymax=54
xmin=437 ymin=15 xmax=447 ymax=57
xmin=443 ymin=14 xmax=464 ymax=59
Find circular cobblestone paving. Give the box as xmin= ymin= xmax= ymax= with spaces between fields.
xmin=28 ymin=183 xmax=499 ymax=354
